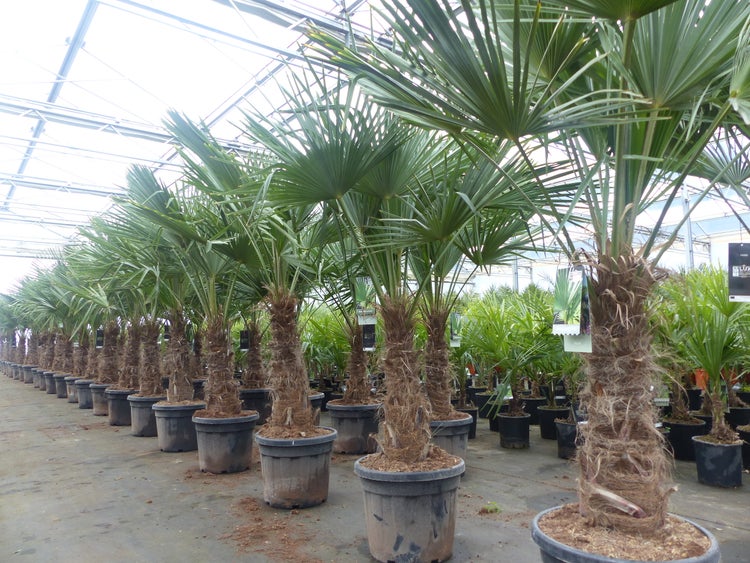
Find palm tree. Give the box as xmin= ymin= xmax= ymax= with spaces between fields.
xmin=157 ymin=111 xmax=325 ymax=432
xmin=122 ymin=166 xmax=244 ymax=416
xmin=312 ymin=0 xmax=750 ymax=534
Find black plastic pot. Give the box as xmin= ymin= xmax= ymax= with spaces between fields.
xmin=90 ymin=383 xmax=110 ymax=416
xmin=739 ymin=427 xmax=750 ymax=470
xmin=193 ymin=411 xmax=259 ymax=473
xmin=128 ymin=395 xmax=165 ymax=437
xmin=430 ymin=412 xmax=473 ymax=458
xmin=309 ymin=392 xmax=324 ymax=425
xmin=725 ymin=406 xmax=750 ymax=430
xmin=531 ymin=505 xmax=720 ymax=563
xmin=692 ymin=436 xmax=743 ymax=488
xmin=238 ymin=388 xmax=272 ymax=425
xmin=74 ymin=379 xmax=94 ymax=409
xmin=538 ymin=406 xmax=570 ymax=440
xmin=663 ymin=418 xmax=707 ymax=461
xmin=466 ymin=386 xmax=486 ymax=406
xmin=22 ymin=365 xmax=35 ymax=384
xmin=53 ymin=373 xmax=69 ymax=398
xmin=555 ymin=420 xmax=578 ymax=460
xmin=354 ymin=456 xmax=464 ymax=563
xmin=498 ymin=413 xmax=531 ymax=449
xmin=691 ymin=412 xmax=713 ymax=433
xmin=327 ymin=401 xmax=380 ymax=454
xmin=686 ymin=387 xmax=703 ymax=411
xmin=255 ymin=427 xmax=336 ymax=509
xmin=64 ymin=376 xmax=78 ymax=403
xmin=475 ymin=392 xmax=493 ymax=419
xmin=44 ymin=372 xmax=57 ymax=395
xmin=152 ymin=401 xmax=206 ymax=452
xmin=522 ymin=397 xmax=548 ymax=425
xmin=457 ymin=406 xmax=478 ymax=439
xmin=105 ymin=388 xmax=136 ymax=426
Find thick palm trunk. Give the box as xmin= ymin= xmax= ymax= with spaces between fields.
xmin=342 ymin=320 xmax=372 ymax=404
xmin=139 ymin=319 xmax=163 ymax=396
xmin=166 ymin=311 xmax=194 ymax=402
xmin=73 ymin=335 xmax=89 ymax=378
xmin=578 ymin=253 xmax=671 ymax=533
xmin=379 ymin=296 xmax=431 ymax=464
xmin=98 ymin=321 xmax=120 ymax=384
xmin=41 ymin=332 xmax=55 ymax=370
xmin=203 ymin=312 xmax=241 ymax=416
xmin=117 ymin=323 xmax=141 ymax=389
xmin=267 ymin=287 xmax=314 ymax=432
xmin=424 ymin=309 xmax=455 ymax=420
xmin=26 ymin=333 xmax=39 ymax=366
xmin=241 ymin=321 xmax=266 ymax=389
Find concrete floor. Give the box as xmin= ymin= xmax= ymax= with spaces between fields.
xmin=1 ymin=375 xmax=748 ymax=563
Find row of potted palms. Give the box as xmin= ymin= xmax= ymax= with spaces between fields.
xmin=1 ymin=59 xmax=554 ymax=561
xmin=308 ymin=0 xmax=750 ymax=560
xmin=3 ymin=0 xmax=750 ymax=560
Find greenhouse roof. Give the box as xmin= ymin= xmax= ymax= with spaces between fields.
xmin=0 ymin=0 xmax=388 ymax=291
xmin=0 ymin=0 xmax=748 ymax=293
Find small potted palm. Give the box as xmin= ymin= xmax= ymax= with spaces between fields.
xmin=685 ymin=307 xmax=746 ymax=488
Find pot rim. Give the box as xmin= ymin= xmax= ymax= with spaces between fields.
xmin=192 ymin=411 xmax=259 ymax=425
xmin=531 ymin=505 xmax=720 ymax=563
xmin=354 ymin=456 xmax=465 ymax=482
xmin=255 ymin=426 xmax=336 ymax=447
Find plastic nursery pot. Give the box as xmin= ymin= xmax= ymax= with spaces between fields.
xmin=90 ymin=383 xmax=110 ymax=416
xmin=192 ymin=411 xmax=259 ymax=474
xmin=53 ymin=373 xmax=69 ymax=398
xmin=555 ymin=420 xmax=579 ymax=460
xmin=238 ymin=388 xmax=272 ymax=425
xmin=354 ymin=455 xmax=465 ymax=563
xmin=327 ymin=402 xmax=381 ymax=454
xmin=522 ymin=397 xmax=548 ymax=425
xmin=739 ymin=427 xmax=750 ymax=470
xmin=309 ymin=392 xmax=324 ymax=425
xmin=429 ymin=412 xmax=474 ymax=459
xmin=456 ymin=407 xmax=478 ymax=440
xmin=498 ymin=413 xmax=531 ymax=449
xmin=531 ymin=506 xmax=720 ymax=563
xmin=537 ymin=406 xmax=570 ymax=440
xmin=37 ymin=369 xmax=47 ymax=391
xmin=74 ymin=379 xmax=94 ymax=409
xmin=663 ymin=419 xmax=707 ymax=461
xmin=255 ymin=428 xmax=337 ymax=509
xmin=22 ymin=365 xmax=35 ymax=384
xmin=152 ymin=402 xmax=206 ymax=452
xmin=64 ymin=376 xmax=78 ymax=403
xmin=692 ymin=436 xmax=743 ymax=488
xmin=128 ymin=395 xmax=166 ymax=437
xmin=105 ymin=388 xmax=136 ymax=426
xmin=44 ymin=372 xmax=57 ymax=395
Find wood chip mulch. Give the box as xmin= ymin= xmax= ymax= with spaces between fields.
xmin=538 ymin=504 xmax=712 ymax=561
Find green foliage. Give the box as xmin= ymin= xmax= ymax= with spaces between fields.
xmin=300 ymin=303 xmax=350 ymax=382
xmin=653 ymin=266 xmax=750 ymax=400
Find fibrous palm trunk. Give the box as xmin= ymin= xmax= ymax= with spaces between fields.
xmin=139 ymin=319 xmax=163 ymax=396
xmin=241 ymin=321 xmax=266 ymax=389
xmin=166 ymin=311 xmax=194 ymax=402
xmin=203 ymin=312 xmax=241 ymax=416
xmin=98 ymin=321 xmax=120 ymax=384
xmin=73 ymin=336 xmax=89 ymax=378
xmin=379 ymin=296 xmax=431 ymax=464
xmin=266 ymin=287 xmax=314 ymax=433
xmin=341 ymin=320 xmax=372 ymax=404
xmin=577 ymin=253 xmax=671 ymax=534
xmin=424 ymin=309 xmax=456 ymax=420
xmin=117 ymin=323 xmax=141 ymax=389
xmin=26 ymin=333 xmax=39 ymax=366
